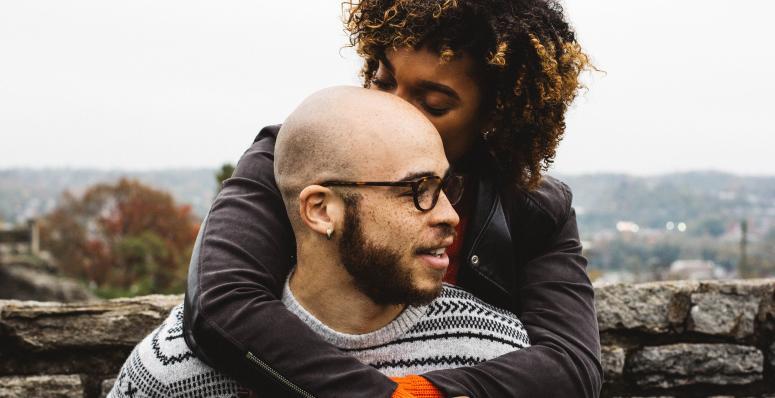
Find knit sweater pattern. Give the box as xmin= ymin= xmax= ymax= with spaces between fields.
xmin=108 ymin=283 xmax=530 ymax=397
xmin=283 ymin=283 xmax=530 ymax=376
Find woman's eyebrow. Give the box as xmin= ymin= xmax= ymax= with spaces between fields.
xmin=380 ymin=55 xmax=395 ymax=72
xmin=380 ymin=54 xmax=460 ymax=101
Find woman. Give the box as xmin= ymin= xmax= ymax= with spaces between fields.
xmin=183 ymin=0 xmax=601 ymax=397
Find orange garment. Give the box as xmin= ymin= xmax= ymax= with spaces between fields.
xmin=442 ymin=213 xmax=467 ymax=284
xmin=390 ymin=375 xmax=444 ymax=398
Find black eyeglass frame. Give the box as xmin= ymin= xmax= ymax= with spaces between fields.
xmin=320 ymin=174 xmax=464 ymax=212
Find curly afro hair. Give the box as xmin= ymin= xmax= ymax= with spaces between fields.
xmin=345 ymin=0 xmax=592 ymax=190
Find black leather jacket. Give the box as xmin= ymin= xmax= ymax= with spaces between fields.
xmin=183 ymin=125 xmax=602 ymax=397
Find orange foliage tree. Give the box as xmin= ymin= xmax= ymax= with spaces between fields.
xmin=40 ymin=178 xmax=200 ymax=297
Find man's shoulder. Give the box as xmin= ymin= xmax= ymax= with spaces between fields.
xmin=109 ymin=304 xmax=242 ymax=397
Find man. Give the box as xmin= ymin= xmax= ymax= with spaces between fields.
xmin=108 ymin=87 xmax=529 ymax=398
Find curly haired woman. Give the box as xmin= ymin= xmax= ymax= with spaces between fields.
xmin=182 ymin=0 xmax=601 ymax=397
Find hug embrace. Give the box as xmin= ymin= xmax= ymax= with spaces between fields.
xmin=110 ymin=0 xmax=601 ymax=397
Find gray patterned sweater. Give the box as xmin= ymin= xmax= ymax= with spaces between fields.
xmin=109 ymin=284 xmax=530 ymax=397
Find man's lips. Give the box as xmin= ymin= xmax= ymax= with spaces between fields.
xmin=417 ymin=251 xmax=450 ymax=271
xmin=415 ymin=236 xmax=455 ymax=270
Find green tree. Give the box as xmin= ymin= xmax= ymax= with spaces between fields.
xmin=215 ymin=163 xmax=235 ymax=193
xmin=739 ymin=219 xmax=749 ymax=278
xmin=692 ymin=217 xmax=727 ymax=238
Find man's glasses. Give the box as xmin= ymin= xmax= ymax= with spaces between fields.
xmin=321 ymin=174 xmax=464 ymax=212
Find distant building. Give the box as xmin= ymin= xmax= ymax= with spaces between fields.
xmin=0 ymin=219 xmax=39 ymax=260
xmin=665 ymin=259 xmax=731 ymax=281
xmin=592 ymin=270 xmax=640 ymax=286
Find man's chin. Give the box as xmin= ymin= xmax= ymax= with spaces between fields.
xmin=406 ymin=277 xmax=444 ymax=306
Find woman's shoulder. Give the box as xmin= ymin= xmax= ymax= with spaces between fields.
xmin=500 ymin=174 xmax=574 ymax=230
xmin=467 ymin=143 xmax=572 ymax=228
xmin=228 ymin=124 xmax=282 ymax=181
xmin=250 ymin=124 xmax=282 ymax=153
xmin=253 ymin=124 xmax=282 ymax=143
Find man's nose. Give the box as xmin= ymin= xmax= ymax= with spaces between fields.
xmin=431 ymin=190 xmax=460 ymax=228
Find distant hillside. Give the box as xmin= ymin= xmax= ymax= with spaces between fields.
xmin=557 ymin=171 xmax=775 ymax=238
xmin=2 ymin=169 xmax=773 ymax=240
xmin=0 ymin=168 xmax=216 ymax=223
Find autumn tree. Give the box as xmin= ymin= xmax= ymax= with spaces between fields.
xmin=40 ymin=178 xmax=200 ymax=297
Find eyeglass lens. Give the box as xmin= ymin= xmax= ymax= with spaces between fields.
xmin=417 ymin=175 xmax=464 ymax=210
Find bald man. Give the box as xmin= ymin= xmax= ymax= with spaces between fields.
xmin=108 ymin=87 xmax=529 ymax=398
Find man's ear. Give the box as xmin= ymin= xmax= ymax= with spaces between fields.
xmin=298 ymin=185 xmax=342 ymax=239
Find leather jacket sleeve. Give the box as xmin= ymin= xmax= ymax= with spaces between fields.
xmin=422 ymin=181 xmax=603 ymax=397
xmin=184 ymin=124 xmax=601 ymax=397
xmin=183 ymin=125 xmax=398 ymax=398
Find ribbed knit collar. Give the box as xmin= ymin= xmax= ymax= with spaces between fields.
xmin=282 ymin=275 xmax=428 ymax=350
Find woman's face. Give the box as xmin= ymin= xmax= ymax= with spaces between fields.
xmin=369 ymin=47 xmax=489 ymax=163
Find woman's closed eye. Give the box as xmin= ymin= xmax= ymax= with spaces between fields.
xmin=421 ymin=101 xmax=450 ymax=116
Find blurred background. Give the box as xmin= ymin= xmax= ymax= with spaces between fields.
xmin=1 ymin=1 xmax=773 ymax=300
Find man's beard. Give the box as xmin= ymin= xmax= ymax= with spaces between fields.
xmin=338 ymin=197 xmax=441 ymax=306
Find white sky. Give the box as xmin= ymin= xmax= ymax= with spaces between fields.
xmin=1 ymin=1 xmax=773 ymax=175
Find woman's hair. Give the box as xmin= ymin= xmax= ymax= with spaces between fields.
xmin=345 ymin=0 xmax=592 ymax=190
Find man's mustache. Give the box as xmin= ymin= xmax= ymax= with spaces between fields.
xmin=434 ymin=224 xmax=457 ymax=241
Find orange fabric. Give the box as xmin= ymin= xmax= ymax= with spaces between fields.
xmin=391 ymin=386 xmax=418 ymax=398
xmin=442 ymin=214 xmax=467 ymax=284
xmin=390 ymin=375 xmax=444 ymax=398
xmin=444 ymin=174 xmax=476 ymax=285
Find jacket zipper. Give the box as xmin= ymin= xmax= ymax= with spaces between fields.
xmin=245 ymin=351 xmax=315 ymax=398
xmin=465 ymin=192 xmax=511 ymax=296
xmin=466 ymin=192 xmax=499 ymax=266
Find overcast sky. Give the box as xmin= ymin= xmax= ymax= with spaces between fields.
xmin=1 ymin=1 xmax=773 ymax=175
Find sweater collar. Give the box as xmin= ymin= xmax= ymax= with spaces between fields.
xmin=282 ymin=274 xmax=428 ymax=350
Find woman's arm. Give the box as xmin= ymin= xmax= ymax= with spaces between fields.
xmin=182 ymin=125 xmax=398 ymax=398
xmin=421 ymin=182 xmax=603 ymax=397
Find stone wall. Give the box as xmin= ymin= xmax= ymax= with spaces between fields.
xmin=598 ymin=279 xmax=775 ymax=397
xmin=2 ymin=280 xmax=775 ymax=397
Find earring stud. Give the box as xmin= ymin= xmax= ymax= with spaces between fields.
xmin=326 ymin=227 xmax=334 ymax=240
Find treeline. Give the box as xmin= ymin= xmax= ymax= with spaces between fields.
xmin=559 ymin=171 xmax=775 ymax=237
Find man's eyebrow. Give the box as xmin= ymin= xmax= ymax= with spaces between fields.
xmin=416 ymin=80 xmax=461 ymax=101
xmin=398 ymin=171 xmax=435 ymax=182
xmin=398 ymin=168 xmax=451 ymax=182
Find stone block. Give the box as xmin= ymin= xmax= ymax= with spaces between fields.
xmin=697 ymin=279 xmax=774 ymax=295
xmin=0 ymin=295 xmax=181 ymax=350
xmin=688 ymin=292 xmax=760 ymax=338
xmin=596 ymin=281 xmax=697 ymax=333
xmin=0 ymin=348 xmax=130 ymax=377
xmin=627 ymin=343 xmax=763 ymax=389
xmin=0 ymin=262 xmax=95 ymax=302
xmin=602 ymin=345 xmax=626 ymax=381
xmin=768 ymin=342 xmax=775 ymax=371
xmin=0 ymin=374 xmax=82 ymax=398
xmin=100 ymin=378 xmax=116 ymax=398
